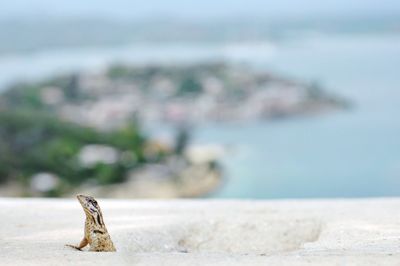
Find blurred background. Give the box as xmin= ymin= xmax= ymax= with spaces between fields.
xmin=0 ymin=0 xmax=399 ymax=198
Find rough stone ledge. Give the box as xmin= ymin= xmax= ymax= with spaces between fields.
xmin=1 ymin=198 xmax=400 ymax=265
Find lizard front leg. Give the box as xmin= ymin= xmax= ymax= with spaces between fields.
xmin=66 ymin=237 xmax=88 ymax=251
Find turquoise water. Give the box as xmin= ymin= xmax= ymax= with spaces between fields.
xmin=0 ymin=33 xmax=399 ymax=199
xmin=196 ymin=34 xmax=400 ymax=198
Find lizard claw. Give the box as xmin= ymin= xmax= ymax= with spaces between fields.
xmin=65 ymin=244 xmax=82 ymax=251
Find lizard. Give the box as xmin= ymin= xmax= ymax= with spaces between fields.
xmin=66 ymin=194 xmax=116 ymax=252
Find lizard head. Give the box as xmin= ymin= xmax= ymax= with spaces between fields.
xmin=76 ymin=194 xmax=102 ymax=217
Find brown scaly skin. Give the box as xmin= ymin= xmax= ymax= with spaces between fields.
xmin=66 ymin=195 xmax=116 ymax=252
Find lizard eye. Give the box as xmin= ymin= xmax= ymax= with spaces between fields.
xmin=89 ymin=199 xmax=98 ymax=208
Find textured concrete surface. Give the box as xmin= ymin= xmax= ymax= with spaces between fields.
xmin=1 ymin=198 xmax=400 ymax=265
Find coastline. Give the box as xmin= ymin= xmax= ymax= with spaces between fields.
xmin=1 ymin=197 xmax=400 ymax=265
xmin=0 ymin=61 xmax=347 ymax=198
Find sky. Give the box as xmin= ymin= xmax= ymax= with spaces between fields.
xmin=2 ymin=0 xmax=400 ymax=21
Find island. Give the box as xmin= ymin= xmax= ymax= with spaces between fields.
xmin=0 ymin=62 xmax=349 ymax=198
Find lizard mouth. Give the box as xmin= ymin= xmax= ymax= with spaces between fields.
xmin=76 ymin=194 xmax=87 ymax=206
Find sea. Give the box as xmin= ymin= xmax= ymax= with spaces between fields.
xmin=0 ymin=32 xmax=399 ymax=199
